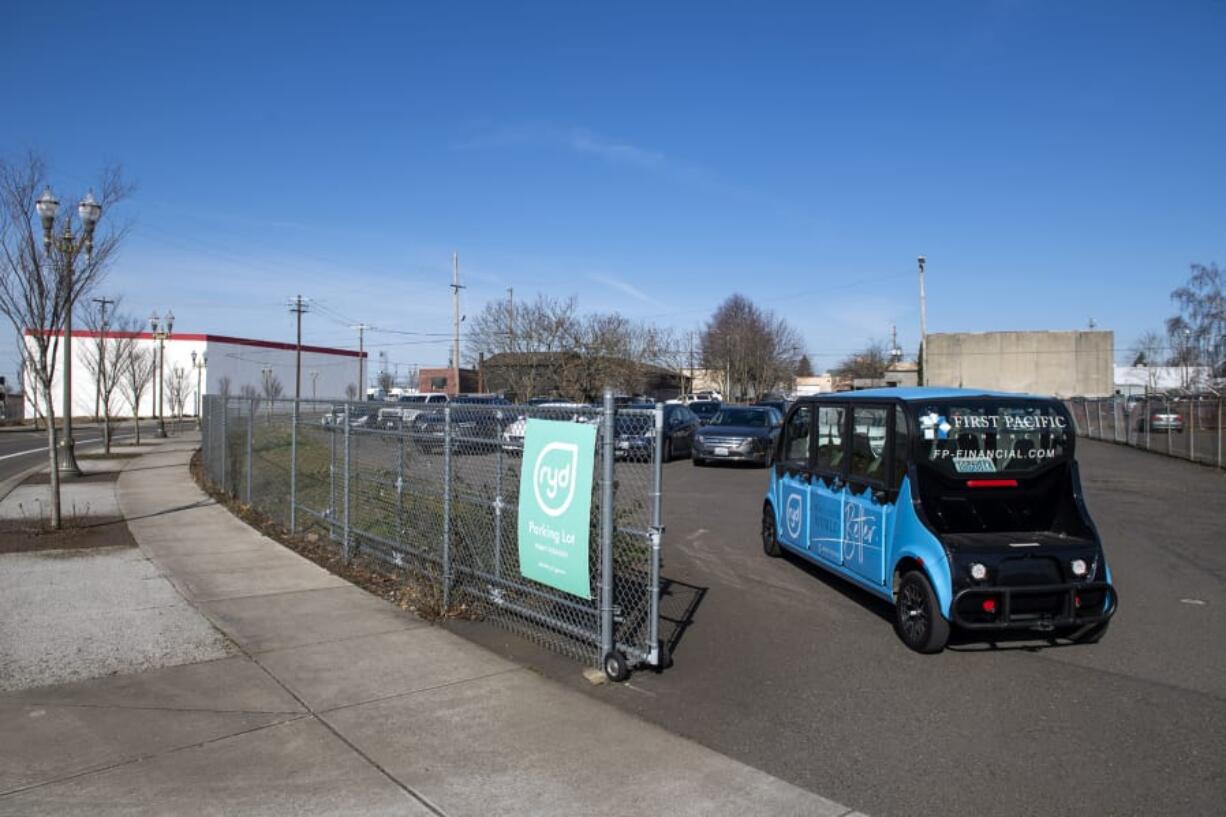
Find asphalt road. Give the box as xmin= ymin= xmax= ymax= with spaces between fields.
xmin=0 ymin=422 xmax=162 ymax=487
xmin=455 ymin=438 xmax=1226 ymax=817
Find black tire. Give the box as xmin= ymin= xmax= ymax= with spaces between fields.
xmin=1069 ymin=620 xmax=1110 ymax=644
xmin=692 ymin=456 xmax=705 ymax=467
xmin=762 ymin=503 xmax=782 ymax=557
xmin=663 ymin=438 xmax=673 ymax=463
xmin=603 ymin=650 xmax=631 ymax=682
xmin=894 ymin=570 xmax=950 ymax=653
xmin=761 ymin=447 xmax=773 ymax=468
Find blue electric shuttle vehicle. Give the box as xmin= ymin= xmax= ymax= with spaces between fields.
xmin=762 ymin=388 xmax=1118 ymax=652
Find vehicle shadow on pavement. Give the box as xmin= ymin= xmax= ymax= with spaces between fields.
xmin=946 ymin=630 xmax=1084 ymax=653
xmin=658 ymin=576 xmax=708 ymax=660
xmin=780 ymin=551 xmax=896 ymax=624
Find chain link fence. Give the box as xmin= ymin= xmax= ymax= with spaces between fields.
xmin=200 ymin=392 xmax=667 ymax=676
xmin=1064 ymin=395 xmax=1226 ymax=469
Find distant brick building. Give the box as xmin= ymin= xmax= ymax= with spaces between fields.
xmin=417 ymin=367 xmax=480 ymax=396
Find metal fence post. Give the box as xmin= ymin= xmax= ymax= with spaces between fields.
xmin=1189 ymin=399 xmax=1196 ymax=463
xmin=1096 ymin=399 xmax=1104 ymax=442
xmin=290 ymin=399 xmax=299 ymax=530
xmin=494 ymin=410 xmax=504 ymax=579
xmin=649 ymin=402 xmax=665 ymax=667
xmin=246 ymin=398 xmax=255 ymax=505
xmin=1218 ymin=397 xmax=1223 ymax=469
xmin=600 ymin=390 xmax=616 ymax=664
xmin=1167 ymin=398 xmax=1173 ymax=457
xmin=329 ymin=408 xmax=337 ymax=541
xmin=397 ymin=430 xmax=406 ymax=537
xmin=1137 ymin=392 xmax=1147 ymax=448
xmin=442 ymin=405 xmax=453 ymax=612
xmin=343 ymin=403 xmax=351 ymax=560
xmin=220 ymin=397 xmax=228 ymax=494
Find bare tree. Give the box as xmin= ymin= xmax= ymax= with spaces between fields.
xmin=1130 ymin=330 xmax=1166 ymax=393
xmin=260 ymin=369 xmax=284 ymax=417
xmin=796 ymin=354 xmax=815 ymax=378
xmin=167 ymin=364 xmax=191 ymax=420
xmin=833 ymin=341 xmax=890 ymax=380
xmin=468 ymin=294 xmax=579 ymax=400
xmin=0 ymin=153 xmax=131 ymax=528
xmin=344 ymin=383 xmax=357 ymax=401
xmin=216 ymin=375 xmax=232 ymax=400
xmin=701 ymin=294 xmax=802 ymax=400
xmin=240 ymin=383 xmax=262 ymax=416
xmin=81 ymin=303 xmax=137 ymax=453
xmin=1167 ymin=263 xmax=1224 ymax=383
xmin=119 ymin=334 xmax=155 ymax=446
xmin=377 ymin=369 xmax=395 ymax=394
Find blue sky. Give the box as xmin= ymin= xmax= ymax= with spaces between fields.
xmin=2 ymin=0 xmax=1224 ymax=382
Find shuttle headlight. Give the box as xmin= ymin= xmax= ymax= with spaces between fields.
xmin=969 ymin=562 xmax=988 ymax=581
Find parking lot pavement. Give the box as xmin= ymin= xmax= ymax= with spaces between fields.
xmin=454 ymin=441 xmax=1226 ymax=817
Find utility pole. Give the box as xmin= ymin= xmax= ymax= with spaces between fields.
xmin=91 ymin=296 xmax=115 ymax=419
xmin=917 ymin=255 xmax=927 ymax=386
xmin=507 ymin=287 xmax=514 ymax=352
xmin=288 ymin=295 xmax=309 ymax=403
xmin=890 ymin=323 xmax=903 ymax=363
xmin=451 ymin=252 xmax=465 ymax=392
xmin=351 ymin=323 xmax=369 ymax=399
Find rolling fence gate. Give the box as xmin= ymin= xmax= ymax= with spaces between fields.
xmin=1064 ymin=395 xmax=1226 ymax=470
xmin=201 ymin=392 xmax=667 ymax=676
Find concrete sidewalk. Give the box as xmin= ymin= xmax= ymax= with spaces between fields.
xmin=0 ymin=436 xmax=862 ymax=817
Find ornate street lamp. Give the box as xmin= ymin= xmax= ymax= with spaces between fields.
xmin=190 ymin=350 xmax=207 ymax=428
xmin=150 ymin=309 xmax=174 ymax=437
xmin=36 ymin=187 xmax=102 ymax=476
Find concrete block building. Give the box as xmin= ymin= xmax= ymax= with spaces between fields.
xmin=923 ymin=330 xmax=1113 ymax=397
xmin=23 ymin=330 xmax=367 ymax=419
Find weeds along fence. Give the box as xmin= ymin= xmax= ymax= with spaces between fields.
xmin=1064 ymin=395 xmax=1225 ymax=469
xmin=201 ymin=393 xmax=667 ymax=674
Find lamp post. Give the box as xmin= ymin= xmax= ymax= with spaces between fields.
xmin=149 ymin=309 xmax=174 ymax=437
xmin=36 ymin=187 xmax=102 ymax=477
xmin=191 ymin=350 xmax=207 ymax=428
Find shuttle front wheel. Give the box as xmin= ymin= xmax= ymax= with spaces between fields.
xmin=895 ymin=571 xmax=950 ymax=654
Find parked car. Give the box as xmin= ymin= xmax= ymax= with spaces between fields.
xmin=321 ymin=406 xmax=375 ymax=428
xmin=754 ymin=397 xmax=789 ymax=415
xmin=669 ymin=391 xmax=724 ymax=405
xmin=762 ymin=388 xmax=1117 ymax=653
xmin=692 ymin=405 xmax=782 ymax=467
xmin=615 ymin=403 xmax=699 ymax=462
xmin=1138 ymin=410 xmax=1184 ymax=433
xmin=688 ymin=400 xmax=721 ymax=425
xmin=409 ymin=396 xmax=511 ymax=453
xmin=500 ymin=402 xmax=594 ymax=454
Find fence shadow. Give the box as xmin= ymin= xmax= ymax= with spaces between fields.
xmin=657 ymin=576 xmax=708 ymax=659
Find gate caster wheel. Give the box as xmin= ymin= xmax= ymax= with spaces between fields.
xmin=603 ymin=650 xmax=631 ymax=682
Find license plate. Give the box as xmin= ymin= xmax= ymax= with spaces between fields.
xmin=714 ymin=446 xmax=730 ymax=456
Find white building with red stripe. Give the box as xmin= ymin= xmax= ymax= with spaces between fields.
xmin=23 ymin=330 xmax=367 ymax=419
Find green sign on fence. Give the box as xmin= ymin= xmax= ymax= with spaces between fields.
xmin=517 ymin=418 xmax=597 ymax=599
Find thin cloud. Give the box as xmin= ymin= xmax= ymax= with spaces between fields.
xmin=587 ymin=272 xmax=667 ymax=309
xmin=457 ymin=123 xmax=670 ymax=170
xmin=566 ymin=129 xmax=666 ymax=169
